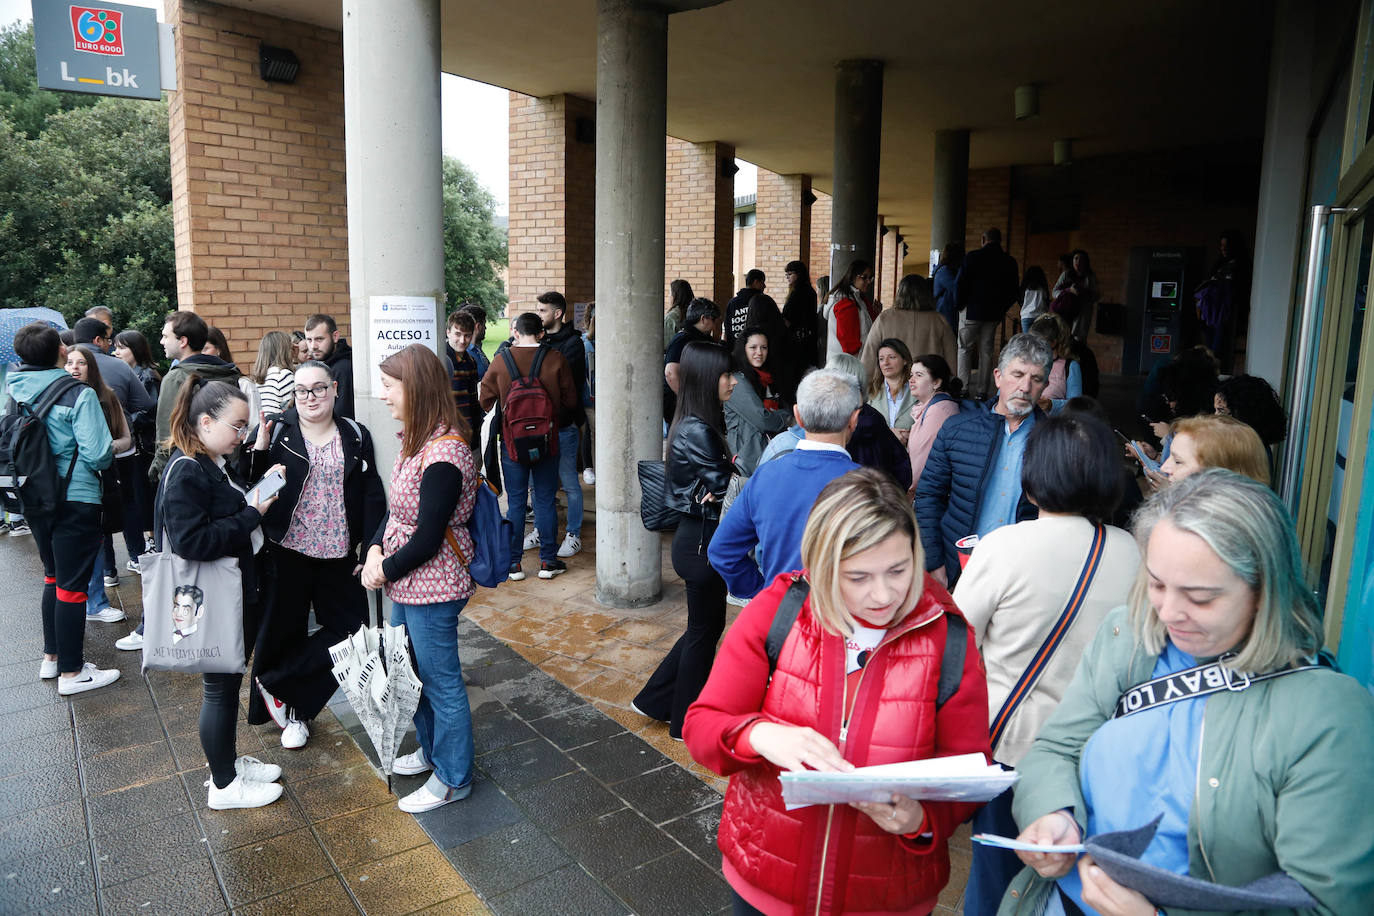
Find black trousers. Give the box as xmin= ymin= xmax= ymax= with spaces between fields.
xmin=117 ymin=452 xmax=153 ymax=559
xmin=202 ymin=559 xmax=268 ymax=785
xmin=253 ymin=544 xmax=367 ymax=722
xmin=634 ymin=514 xmax=726 ymax=738
xmin=31 ymin=503 xmax=102 ymax=673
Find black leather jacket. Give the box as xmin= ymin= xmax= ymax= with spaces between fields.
xmin=665 ymin=416 xmax=734 ymax=521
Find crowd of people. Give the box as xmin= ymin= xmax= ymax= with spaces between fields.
xmin=6 ymin=238 xmax=1371 ymax=914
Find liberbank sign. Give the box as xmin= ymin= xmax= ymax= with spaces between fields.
xmin=34 ymin=1 xmax=162 ymax=101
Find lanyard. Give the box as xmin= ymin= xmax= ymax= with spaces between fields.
xmin=1111 ymin=655 xmax=1327 ymax=719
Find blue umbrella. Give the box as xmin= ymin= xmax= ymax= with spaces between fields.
xmin=0 ymin=308 xmax=68 ymax=366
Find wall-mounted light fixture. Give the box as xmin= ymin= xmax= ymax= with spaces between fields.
xmin=802 ymin=189 xmax=817 ymax=207
xmin=880 ymin=223 xmax=890 ymax=236
xmin=1053 ymin=139 xmax=1073 ymax=166
xmin=721 ymin=159 xmax=740 ymax=178
xmin=1015 ymin=84 xmax=1039 ymax=121
xmin=259 ymin=44 xmax=300 ymax=83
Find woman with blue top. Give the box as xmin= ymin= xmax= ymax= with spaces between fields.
xmin=1000 ymin=470 xmax=1374 ymax=916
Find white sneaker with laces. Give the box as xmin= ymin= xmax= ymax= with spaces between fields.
xmin=522 ymin=529 xmax=541 ymax=552
xmin=281 ymin=717 xmax=309 ymax=750
xmin=397 ymin=778 xmax=469 ymax=813
xmin=57 ymin=663 xmax=120 ymax=696
xmin=126 ymin=559 xmax=142 ymax=575
xmin=392 ymin=748 xmax=431 ymax=777
xmin=86 ymin=607 xmax=126 ymax=624
xmin=206 ymin=775 xmax=283 ymax=810
xmin=582 ymin=468 xmax=596 ymax=486
xmin=39 ymin=658 xmax=57 ymax=679
xmin=115 ymin=630 xmax=143 ymax=651
xmin=557 ymin=533 xmax=582 ymax=558
xmin=235 ymin=755 xmax=282 ymax=783
xmin=255 ymin=678 xmax=290 ymax=728
xmin=102 ymin=574 xmax=119 ymax=588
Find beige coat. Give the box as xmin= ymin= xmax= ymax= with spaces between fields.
xmin=859 ymin=309 xmax=957 ymax=381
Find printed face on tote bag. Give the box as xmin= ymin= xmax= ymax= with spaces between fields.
xmin=171 ymin=585 xmax=206 ymax=643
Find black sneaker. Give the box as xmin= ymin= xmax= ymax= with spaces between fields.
xmin=538 ymin=559 xmax=567 ymax=579
xmin=508 ymin=563 xmax=526 ymax=582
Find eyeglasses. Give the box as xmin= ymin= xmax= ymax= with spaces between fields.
xmin=858 ymin=274 xmax=875 ymax=282
xmin=294 ymin=384 xmax=332 ymax=401
xmin=213 ymin=417 xmax=251 ymax=440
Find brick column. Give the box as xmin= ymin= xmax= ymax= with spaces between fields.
xmin=809 ymin=190 xmax=833 ymax=285
xmin=664 ymin=137 xmax=735 ymax=307
xmin=167 ymin=0 xmax=349 ymax=362
xmin=964 ymin=166 xmax=1012 ymax=253
xmin=507 ymin=92 xmax=596 ymax=315
xmin=754 ymin=169 xmax=812 ymax=286
xmin=874 ymin=218 xmax=886 ymax=307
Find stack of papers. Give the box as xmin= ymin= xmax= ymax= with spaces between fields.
xmin=780 ymin=753 xmax=1016 ymax=809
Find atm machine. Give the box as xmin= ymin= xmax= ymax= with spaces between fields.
xmin=1123 ymin=246 xmax=1204 ymax=375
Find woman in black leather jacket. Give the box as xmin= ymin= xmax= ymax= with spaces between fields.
xmin=634 ymin=341 xmax=736 ymax=739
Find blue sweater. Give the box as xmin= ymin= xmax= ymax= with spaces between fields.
xmin=708 ymin=447 xmax=859 ymax=598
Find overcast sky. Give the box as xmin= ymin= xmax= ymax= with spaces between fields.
xmin=2 ymin=0 xmax=756 ymax=215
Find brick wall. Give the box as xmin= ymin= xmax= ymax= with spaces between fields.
xmin=754 ymin=170 xmax=811 ymax=288
xmin=965 ymin=167 xmax=1013 ymax=255
xmin=507 ymin=92 xmax=596 ymax=316
xmin=665 ymin=138 xmax=735 ymax=308
xmin=167 ymin=0 xmax=349 ymax=365
xmin=809 ymin=190 xmax=833 ymax=287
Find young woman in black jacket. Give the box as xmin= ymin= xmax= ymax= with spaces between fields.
xmin=246 ymin=361 xmax=387 ymax=749
xmin=633 ymin=341 xmax=737 ymax=739
xmin=159 ymin=376 xmax=286 ymax=809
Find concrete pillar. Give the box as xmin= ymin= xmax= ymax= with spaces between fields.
xmin=342 ymin=0 xmax=445 ymax=474
xmin=931 ymin=129 xmax=970 ymax=260
xmin=829 ymin=60 xmax=884 ymax=281
xmin=595 ymin=0 xmax=669 ymax=607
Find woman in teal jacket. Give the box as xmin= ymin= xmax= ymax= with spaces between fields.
xmin=999 ymin=469 xmax=1374 ymax=916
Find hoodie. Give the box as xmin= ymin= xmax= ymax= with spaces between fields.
xmin=7 ymin=367 xmax=114 ymax=505
xmin=323 ymin=338 xmax=355 ymax=420
xmin=150 ymin=354 xmax=241 ymax=484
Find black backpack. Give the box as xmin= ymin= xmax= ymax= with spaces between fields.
xmin=0 ymin=374 xmax=84 ymax=518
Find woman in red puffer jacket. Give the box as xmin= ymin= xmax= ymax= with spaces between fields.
xmin=685 ymin=468 xmax=990 ymax=916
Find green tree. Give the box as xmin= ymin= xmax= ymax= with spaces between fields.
xmin=0 ymin=22 xmax=97 ymax=138
xmin=442 ymin=155 xmax=507 ymax=317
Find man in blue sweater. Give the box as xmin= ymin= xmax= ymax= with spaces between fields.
xmin=708 ymin=368 xmax=861 ymax=599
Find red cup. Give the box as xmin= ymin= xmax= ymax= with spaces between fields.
xmin=956 ymin=535 xmax=980 ymax=569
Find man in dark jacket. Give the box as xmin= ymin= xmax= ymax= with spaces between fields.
xmin=664 ymin=298 xmax=720 ymax=421
xmin=304 ymin=314 xmax=354 ymax=419
xmin=954 ymin=228 xmax=1019 ymax=399
xmin=723 ymin=269 xmax=765 ymax=349
xmin=914 ymin=333 xmax=1052 ymax=587
xmin=533 ymin=291 xmax=587 ymax=559
xmin=73 ymin=317 xmax=156 ymax=424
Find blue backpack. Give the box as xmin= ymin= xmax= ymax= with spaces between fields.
xmin=464 ymin=475 xmax=513 ymax=588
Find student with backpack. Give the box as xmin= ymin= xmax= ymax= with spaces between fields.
xmin=3 ymin=323 xmax=117 ymax=694
xmin=246 ymin=361 xmax=387 ymax=751
xmin=477 ymin=312 xmax=577 ymax=582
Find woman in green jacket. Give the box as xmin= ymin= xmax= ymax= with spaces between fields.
xmin=999 ymin=469 xmax=1374 ymax=916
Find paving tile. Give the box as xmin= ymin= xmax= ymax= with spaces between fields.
xmin=0 ymin=679 xmax=63 ymax=717
xmin=0 ymin=701 xmax=73 ymax=740
xmin=585 ymin=640 xmax=665 ymax=675
xmin=509 ymin=770 xmax=624 ymax=833
xmin=87 ymin=774 xmax=194 ymax=836
xmin=215 ymin=826 xmax=333 ymax=907
xmin=526 ymin=703 xmax=625 ymax=751
xmin=0 ymin=799 xmax=86 ymax=857
xmin=411 ymin=775 xmax=524 ymax=848
xmin=611 ymin=764 xmax=722 ymax=825
xmin=0 ymin=729 xmax=76 ymax=780
xmin=29 ymin=890 xmax=99 ymax=916
xmin=0 ymin=840 xmax=94 ymax=914
xmin=461 ymin=658 xmax=529 ymax=690
xmin=343 ymin=844 xmax=473 ymax=916
xmin=259 ymin=728 xmax=368 ymax=780
xmin=939 ymin=841 xmax=972 ymax=910
xmin=486 ymin=863 xmax=629 ymax=916
xmin=567 ymin=730 xmax=669 ymax=785
xmin=573 ymin=670 xmax=642 ymax=707
xmin=604 ymin=849 xmax=732 ymax=916
xmin=81 ymin=738 xmax=176 ymax=795
xmin=551 ymin=806 xmax=680 ymax=881
xmin=195 ymin=791 xmax=309 ymax=851
xmin=469 ymin=700 xmax=538 ymax=753
xmin=403 ymin=892 xmax=491 ymax=915
xmin=486 ymin=615 xmax=564 ymax=648
xmin=74 ymin=707 xmax=164 ymax=758
xmin=446 ymin=819 xmax=571 ymax=898
xmin=597 ymin=619 xmax=678 ymax=647
xmin=68 ymin=680 xmax=153 ymax=726
xmin=231 ymin=874 xmax=360 ymax=916
xmin=475 ymin=737 xmax=576 ymax=792
xmin=533 ymin=654 xmax=609 ymax=690
xmin=660 ymin=802 xmax=723 ymax=868
xmin=100 ymin=859 xmax=227 ymax=915
xmin=0 ymin=656 xmax=49 ymax=690
xmin=93 ymin=812 xmax=208 ymax=885
xmin=483 ymin=670 xmax=587 ymax=722
xmin=292 ymin=764 xmax=396 ymax=822
xmin=314 ymin=802 xmax=433 ymax=868
xmin=0 ymin=761 xmax=81 ymax=821
xmin=508 ymin=643 xmax=555 ymax=667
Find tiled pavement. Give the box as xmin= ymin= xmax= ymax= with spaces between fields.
xmin=0 ymin=500 xmax=971 ymax=915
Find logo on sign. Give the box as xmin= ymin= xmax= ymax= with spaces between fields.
xmin=70 ymin=7 xmax=124 ymax=56
xmin=1150 ymin=334 xmax=1172 ymax=354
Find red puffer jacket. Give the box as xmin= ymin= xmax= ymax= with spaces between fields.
xmin=684 ymin=572 xmax=990 ymax=916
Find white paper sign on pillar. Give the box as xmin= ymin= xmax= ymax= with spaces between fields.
xmin=368 ymin=296 xmax=439 ymax=395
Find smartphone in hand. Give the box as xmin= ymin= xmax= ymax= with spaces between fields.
xmin=246 ymin=468 xmax=286 ymax=506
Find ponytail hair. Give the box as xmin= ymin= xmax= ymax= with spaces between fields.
xmin=164 ymin=374 xmax=247 ymax=458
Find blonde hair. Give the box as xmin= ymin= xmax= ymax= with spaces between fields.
xmin=1128 ymin=469 xmax=1322 ymax=673
xmin=800 ymin=468 xmax=924 ymax=637
xmin=1171 ymin=414 xmax=1270 ymax=486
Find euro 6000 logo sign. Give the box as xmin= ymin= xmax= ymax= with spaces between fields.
xmin=70 ymin=7 xmax=124 ymax=56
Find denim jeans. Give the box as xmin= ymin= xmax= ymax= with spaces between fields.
xmin=965 ymin=785 xmax=1022 ymax=916
xmin=501 ymin=452 xmax=558 ymax=564
xmin=556 ymin=426 xmax=583 ymax=537
xmin=86 ymin=561 xmax=110 ymax=614
xmin=390 ymin=598 xmax=473 ymax=792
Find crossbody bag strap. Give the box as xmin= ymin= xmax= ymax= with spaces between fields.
xmin=1112 ymin=655 xmax=1332 ymax=719
xmin=764 ymin=577 xmax=810 ymax=682
xmin=989 ymin=524 xmax=1107 ymax=752
xmin=421 ymin=434 xmax=470 ymax=566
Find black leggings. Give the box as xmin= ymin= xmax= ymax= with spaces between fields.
xmin=201 ymin=672 xmax=244 ymax=788
xmin=633 ymin=514 xmax=726 ymax=737
xmin=31 ymin=503 xmax=101 ymax=673
xmin=118 ymin=452 xmax=153 ymax=560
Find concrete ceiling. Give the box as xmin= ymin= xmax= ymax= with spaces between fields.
xmin=221 ymin=1 xmax=1274 ymax=245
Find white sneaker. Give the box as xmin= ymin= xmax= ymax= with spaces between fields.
xmin=392 ymin=748 xmax=431 ymax=777
xmin=8 ymin=520 xmax=30 ymax=536
xmin=397 ymin=779 xmax=469 ymax=813
xmin=582 ymin=468 xmax=596 ymax=486
xmin=102 ymin=574 xmax=119 ymax=588
xmin=726 ymin=593 xmax=748 ymax=607
xmin=522 ymin=529 xmax=541 ymax=552
xmin=126 ymin=559 xmax=142 ymax=575
xmin=557 ymin=533 xmax=582 ymax=558
xmin=206 ymin=775 xmax=283 ymax=810
xmin=86 ymin=607 xmax=126 ymax=624
xmin=235 ymin=755 xmax=282 ymax=783
xmin=255 ymin=678 xmax=290 ymax=728
xmin=57 ymin=663 xmax=120 ymax=696
xmin=114 ymin=630 xmax=143 ymax=651
xmin=281 ymin=717 xmax=309 ymax=750
xmin=39 ymin=658 xmax=57 ymax=679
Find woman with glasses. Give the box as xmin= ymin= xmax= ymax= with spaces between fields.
xmin=245 ymin=360 xmax=387 ymax=750
xmin=822 ymin=259 xmax=878 ymax=359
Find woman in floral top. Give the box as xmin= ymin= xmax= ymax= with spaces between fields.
xmin=361 ymin=344 xmax=479 ymax=815
xmin=247 ymin=361 xmax=387 ymax=750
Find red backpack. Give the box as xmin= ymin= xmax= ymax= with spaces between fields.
xmin=498 ymin=347 xmax=558 ymax=465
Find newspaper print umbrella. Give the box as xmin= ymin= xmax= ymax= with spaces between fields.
xmin=329 ymin=593 xmax=423 ymax=787
xmin=0 ymin=308 xmax=68 ymax=366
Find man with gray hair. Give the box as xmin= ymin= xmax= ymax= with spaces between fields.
xmin=708 ymin=368 xmax=862 ymax=599
xmin=915 ymin=333 xmax=1052 ymax=587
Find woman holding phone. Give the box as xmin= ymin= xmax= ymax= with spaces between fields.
xmin=247 ymin=361 xmax=387 ymax=749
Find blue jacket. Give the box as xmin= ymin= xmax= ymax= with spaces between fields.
xmin=708 ymin=447 xmax=859 ymax=598
xmin=933 ymin=262 xmax=959 ymax=332
xmin=7 ymin=367 xmax=114 ymax=506
xmin=913 ymin=401 xmax=1041 ymax=583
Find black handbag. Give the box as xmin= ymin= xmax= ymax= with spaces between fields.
xmin=636 ymin=459 xmax=678 ymax=531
